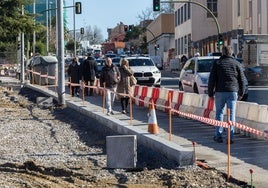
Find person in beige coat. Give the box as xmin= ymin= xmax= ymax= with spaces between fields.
xmin=117 ymin=58 xmax=134 ymax=114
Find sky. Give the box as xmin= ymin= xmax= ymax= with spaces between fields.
xmin=65 ymin=0 xmax=152 ymax=40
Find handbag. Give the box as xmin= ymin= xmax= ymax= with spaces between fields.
xmin=130 ymin=75 xmax=137 ymax=86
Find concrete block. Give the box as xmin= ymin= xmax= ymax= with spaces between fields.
xmin=106 ymin=135 xmax=137 ymax=169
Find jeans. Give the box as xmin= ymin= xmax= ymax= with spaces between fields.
xmin=106 ymin=87 xmax=117 ymax=113
xmin=215 ymin=92 xmax=237 ymax=139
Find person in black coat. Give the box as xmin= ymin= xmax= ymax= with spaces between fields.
xmin=67 ymin=57 xmax=81 ymax=97
xmin=81 ymin=53 xmax=98 ymax=96
xmin=208 ymin=46 xmax=246 ymax=144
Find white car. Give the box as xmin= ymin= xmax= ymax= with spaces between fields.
xmin=179 ymin=56 xmax=220 ymax=94
xmin=126 ymin=56 xmax=161 ymax=87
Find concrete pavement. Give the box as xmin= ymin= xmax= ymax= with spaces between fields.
xmin=1 ymin=76 xmax=268 ymax=187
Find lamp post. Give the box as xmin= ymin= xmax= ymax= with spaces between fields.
xmin=73 ymin=0 xmax=76 ymax=56
xmin=46 ymin=0 xmax=49 ymax=55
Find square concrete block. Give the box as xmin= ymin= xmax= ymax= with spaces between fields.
xmin=106 ymin=135 xmax=137 ymax=168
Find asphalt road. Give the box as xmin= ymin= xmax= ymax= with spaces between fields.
xmin=161 ymin=70 xmax=268 ymax=105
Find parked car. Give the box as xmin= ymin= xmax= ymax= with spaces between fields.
xmin=244 ymin=66 xmax=268 ymax=85
xmin=179 ymin=56 xmax=248 ymax=101
xmin=111 ymin=57 xmax=122 ymax=67
xmin=126 ymin=56 xmax=161 ymax=87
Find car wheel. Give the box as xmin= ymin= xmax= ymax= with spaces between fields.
xmin=179 ymin=82 xmax=183 ymax=91
xmin=193 ymin=83 xmax=199 ymax=94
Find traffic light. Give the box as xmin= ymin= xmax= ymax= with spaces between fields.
xmin=154 ymin=44 xmax=160 ymax=50
xmin=218 ymin=34 xmax=223 ymax=45
xmin=80 ymin=27 xmax=84 ymax=34
xmin=124 ymin=25 xmax=128 ymax=32
xmin=17 ymin=41 xmax=21 ymax=50
xmin=153 ymin=0 xmax=160 ymax=11
xmin=75 ymin=2 xmax=82 ymax=14
xmin=128 ymin=25 xmax=134 ymax=32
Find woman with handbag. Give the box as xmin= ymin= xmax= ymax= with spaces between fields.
xmin=117 ymin=58 xmax=135 ymax=114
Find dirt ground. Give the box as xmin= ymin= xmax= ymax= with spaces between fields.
xmin=0 ymin=85 xmax=249 ymax=187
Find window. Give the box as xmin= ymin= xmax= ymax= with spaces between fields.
xmin=180 ymin=6 xmax=184 ymax=24
xmin=207 ymin=0 xmax=218 ymax=17
xmin=188 ymin=2 xmax=191 ymax=19
xmin=184 ymin=4 xmax=187 ymax=22
xmin=237 ymin=0 xmax=240 ymax=16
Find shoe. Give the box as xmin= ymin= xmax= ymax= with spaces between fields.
xmin=213 ymin=136 xmax=223 ymax=143
xmin=76 ymin=93 xmax=79 ymax=97
xmin=110 ymin=111 xmax=114 ymax=115
xmin=107 ymin=112 xmax=111 ymax=116
xmin=226 ymin=139 xmax=234 ymax=144
xmin=122 ymin=110 xmax=126 ymax=114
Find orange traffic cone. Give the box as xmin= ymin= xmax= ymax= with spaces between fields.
xmin=147 ymin=100 xmax=159 ymax=134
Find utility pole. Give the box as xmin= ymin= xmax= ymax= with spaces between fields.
xmin=57 ymin=0 xmax=65 ymax=106
xmin=73 ymin=0 xmax=76 ymax=57
xmin=20 ymin=5 xmax=25 ymax=84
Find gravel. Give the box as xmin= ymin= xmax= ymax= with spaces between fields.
xmin=0 ymin=85 xmax=248 ymax=187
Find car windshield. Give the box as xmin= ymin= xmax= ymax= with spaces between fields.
xmin=128 ymin=59 xmax=154 ymax=66
xmin=197 ymin=59 xmax=214 ymax=72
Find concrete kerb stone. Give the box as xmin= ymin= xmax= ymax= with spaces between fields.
xmin=24 ymin=83 xmax=194 ymax=166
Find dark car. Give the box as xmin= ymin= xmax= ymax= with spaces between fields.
xmin=244 ymin=66 xmax=268 ymax=85
xmin=96 ymin=58 xmax=105 ymax=78
xmin=111 ymin=57 xmax=122 ymax=67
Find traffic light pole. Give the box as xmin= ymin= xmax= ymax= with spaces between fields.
xmin=143 ymin=27 xmax=157 ymax=56
xmin=161 ymin=0 xmax=221 ymax=50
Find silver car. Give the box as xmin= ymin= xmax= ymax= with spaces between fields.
xmin=179 ymin=56 xmax=220 ymax=94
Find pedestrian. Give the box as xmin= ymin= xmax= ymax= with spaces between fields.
xmin=67 ymin=57 xmax=81 ymax=97
xmin=117 ymin=58 xmax=134 ymax=114
xmin=99 ymin=57 xmax=121 ymax=116
xmin=208 ymin=46 xmax=246 ymax=144
xmin=81 ymin=53 xmax=98 ymax=96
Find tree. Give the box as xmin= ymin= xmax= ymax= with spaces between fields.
xmin=0 ymin=0 xmax=35 ymax=38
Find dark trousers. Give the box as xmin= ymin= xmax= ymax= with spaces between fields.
xmin=71 ymin=86 xmax=80 ymax=96
xmin=84 ymin=80 xmax=94 ymax=96
xmin=120 ymin=97 xmax=129 ymax=111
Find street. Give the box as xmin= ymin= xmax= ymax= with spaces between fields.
xmin=161 ymin=70 xmax=268 ymax=105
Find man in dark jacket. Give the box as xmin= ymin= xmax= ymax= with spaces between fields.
xmin=208 ymin=46 xmax=246 ymax=144
xmin=100 ymin=57 xmax=120 ymax=115
xmin=81 ymin=53 xmax=98 ymax=96
xmin=67 ymin=57 xmax=81 ymax=97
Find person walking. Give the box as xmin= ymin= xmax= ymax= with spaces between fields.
xmin=100 ymin=57 xmax=120 ymax=116
xmin=81 ymin=53 xmax=98 ymax=96
xmin=117 ymin=58 xmax=134 ymax=114
xmin=67 ymin=57 xmax=81 ymax=97
xmin=208 ymin=46 xmax=246 ymax=144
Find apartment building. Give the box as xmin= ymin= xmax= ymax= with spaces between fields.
xmin=146 ymin=13 xmax=175 ymax=66
xmin=174 ymin=0 xmax=268 ymax=59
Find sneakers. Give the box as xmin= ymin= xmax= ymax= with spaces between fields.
xmin=213 ymin=136 xmax=223 ymax=143
xmin=107 ymin=111 xmax=114 ymax=116
xmin=226 ymin=139 xmax=234 ymax=144
xmin=213 ymin=136 xmax=234 ymax=144
xmin=122 ymin=110 xmax=126 ymax=114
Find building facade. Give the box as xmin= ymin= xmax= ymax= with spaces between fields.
xmin=174 ymin=0 xmax=268 ymax=59
xmin=146 ymin=13 xmax=175 ymax=67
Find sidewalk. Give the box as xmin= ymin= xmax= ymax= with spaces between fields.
xmin=1 ymin=76 xmax=268 ymax=187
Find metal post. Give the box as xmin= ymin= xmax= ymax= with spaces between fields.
xmin=33 ymin=0 xmax=36 ymax=56
xmin=57 ymin=0 xmax=65 ymax=106
xmin=73 ymin=0 xmax=76 ymax=56
xmin=21 ymin=5 xmax=25 ymax=84
xmin=46 ymin=0 xmax=49 ymax=55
